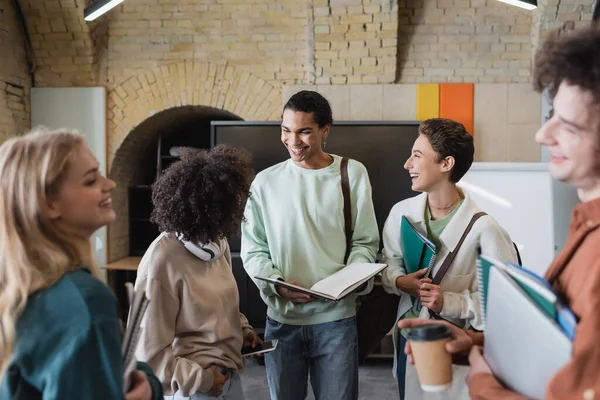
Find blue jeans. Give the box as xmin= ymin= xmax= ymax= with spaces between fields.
xmin=167 ymin=371 xmax=244 ymax=400
xmin=396 ymin=334 xmax=407 ymax=400
xmin=264 ymin=316 xmax=359 ymax=400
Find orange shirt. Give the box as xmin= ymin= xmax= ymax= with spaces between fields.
xmin=470 ymin=198 xmax=600 ymax=400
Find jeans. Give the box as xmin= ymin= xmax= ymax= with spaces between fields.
xmin=264 ymin=316 xmax=359 ymax=400
xmin=396 ymin=334 xmax=408 ymax=400
xmin=166 ymin=370 xmax=244 ymax=400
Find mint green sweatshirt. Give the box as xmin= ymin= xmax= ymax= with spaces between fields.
xmin=241 ymin=154 xmax=380 ymax=325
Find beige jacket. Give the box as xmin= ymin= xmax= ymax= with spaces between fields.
xmin=134 ymin=232 xmax=253 ymax=396
xmin=381 ymin=190 xmax=518 ymax=384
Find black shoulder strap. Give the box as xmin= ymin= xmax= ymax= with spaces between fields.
xmin=341 ymin=157 xmax=352 ymax=264
xmin=513 ymin=242 xmax=522 ymax=265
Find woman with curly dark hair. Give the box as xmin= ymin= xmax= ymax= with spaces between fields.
xmin=134 ymin=145 xmax=259 ymax=400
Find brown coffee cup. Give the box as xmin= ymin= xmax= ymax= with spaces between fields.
xmin=407 ymin=323 xmax=453 ymax=392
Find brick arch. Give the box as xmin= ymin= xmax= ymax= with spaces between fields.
xmin=18 ymin=0 xmax=102 ymax=86
xmin=107 ymin=61 xmax=282 ymax=168
xmin=107 ymin=105 xmax=243 ymax=262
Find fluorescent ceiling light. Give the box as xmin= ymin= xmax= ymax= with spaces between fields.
xmin=496 ymin=0 xmax=537 ymax=10
xmin=84 ymin=0 xmax=126 ymax=21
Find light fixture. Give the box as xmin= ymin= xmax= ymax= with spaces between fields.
xmin=84 ymin=0 xmax=126 ymax=22
xmin=496 ymin=0 xmax=537 ymax=10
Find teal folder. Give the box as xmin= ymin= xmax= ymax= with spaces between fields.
xmin=504 ymin=263 xmax=556 ymax=320
xmin=477 ymin=255 xmax=576 ymax=340
xmin=400 ymin=215 xmax=436 ymax=275
xmin=478 ymin=255 xmax=556 ymax=321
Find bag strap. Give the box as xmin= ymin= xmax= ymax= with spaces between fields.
xmin=513 ymin=242 xmax=522 ymax=265
xmin=341 ymin=157 xmax=352 ymax=264
xmin=431 ymin=211 xmax=487 ymax=286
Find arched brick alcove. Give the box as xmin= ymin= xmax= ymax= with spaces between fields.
xmin=107 ymin=61 xmax=282 ymax=167
xmin=106 ymin=61 xmax=283 ymax=262
xmin=108 ymin=105 xmax=242 ymax=262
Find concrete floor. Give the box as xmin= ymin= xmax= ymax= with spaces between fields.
xmin=240 ymin=358 xmax=399 ymax=400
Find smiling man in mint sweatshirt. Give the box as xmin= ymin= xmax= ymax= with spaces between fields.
xmin=241 ymin=90 xmax=379 ymax=400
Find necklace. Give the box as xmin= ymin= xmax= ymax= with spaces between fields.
xmin=429 ymin=194 xmax=461 ymax=211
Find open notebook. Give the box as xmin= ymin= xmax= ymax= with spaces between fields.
xmin=255 ymin=263 xmax=387 ymax=301
xmin=122 ymin=283 xmax=150 ymax=393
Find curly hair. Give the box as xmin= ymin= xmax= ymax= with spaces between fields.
xmin=419 ymin=118 xmax=474 ymax=183
xmin=151 ymin=145 xmax=254 ymax=244
xmin=534 ymin=26 xmax=600 ymax=108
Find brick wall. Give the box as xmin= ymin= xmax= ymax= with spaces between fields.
xmin=107 ymin=0 xmax=311 ymax=88
xmin=104 ymin=0 xmax=552 ymax=89
xmin=397 ymin=0 xmax=533 ymax=84
xmin=106 ymin=61 xmax=281 ymax=164
xmin=534 ymin=0 xmax=594 ymax=45
xmin=312 ymin=0 xmax=398 ymax=84
xmin=18 ymin=0 xmax=102 ymax=87
xmin=313 ymin=0 xmax=533 ymax=84
xmin=13 ymin=0 xmax=595 ymax=93
xmin=0 ymin=0 xmax=30 ymax=139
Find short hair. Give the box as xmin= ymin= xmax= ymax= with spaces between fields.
xmin=282 ymin=90 xmax=333 ymax=128
xmin=418 ymin=118 xmax=474 ymax=183
xmin=151 ymin=145 xmax=254 ymax=244
xmin=534 ymin=26 xmax=600 ymax=110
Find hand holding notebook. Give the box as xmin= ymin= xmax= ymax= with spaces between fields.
xmin=400 ymin=215 xmax=436 ymax=275
xmin=483 ymin=265 xmax=573 ymax=399
xmin=255 ymin=263 xmax=387 ymax=302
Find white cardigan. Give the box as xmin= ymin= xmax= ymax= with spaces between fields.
xmin=381 ymin=191 xmax=517 ymax=375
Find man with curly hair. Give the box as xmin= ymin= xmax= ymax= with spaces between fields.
xmin=400 ymin=26 xmax=600 ymax=400
xmin=133 ymin=145 xmax=260 ymax=400
xmin=241 ymin=90 xmax=380 ymax=400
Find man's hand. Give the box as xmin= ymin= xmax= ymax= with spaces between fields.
xmin=277 ymin=281 xmax=315 ymax=304
xmin=467 ymin=346 xmax=493 ymax=385
xmin=419 ymin=282 xmax=444 ymax=313
xmin=398 ymin=319 xmax=473 ymax=365
xmin=395 ymin=269 xmax=429 ymax=298
xmin=125 ymin=370 xmax=152 ymax=400
xmin=207 ymin=366 xmax=230 ymax=397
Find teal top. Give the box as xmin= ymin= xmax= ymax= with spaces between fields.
xmin=400 ymin=198 xmax=465 ymax=337
xmin=425 ymin=198 xmax=465 ymax=249
xmin=241 ymin=155 xmax=380 ymax=325
xmin=0 ymin=269 xmax=163 ymax=400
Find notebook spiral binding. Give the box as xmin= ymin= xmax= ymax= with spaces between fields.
xmin=475 ymin=256 xmax=486 ymax=328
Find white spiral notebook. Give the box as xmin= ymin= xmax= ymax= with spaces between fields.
xmin=484 ymin=266 xmax=572 ymax=399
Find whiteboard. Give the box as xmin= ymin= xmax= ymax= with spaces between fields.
xmin=458 ymin=163 xmax=555 ymax=277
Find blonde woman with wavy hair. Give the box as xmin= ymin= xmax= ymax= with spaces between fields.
xmin=0 ymin=128 xmax=162 ymax=400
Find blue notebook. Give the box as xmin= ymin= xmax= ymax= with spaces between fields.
xmin=400 ymin=215 xmax=437 ymax=275
xmin=477 ymin=255 xmax=576 ymax=340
